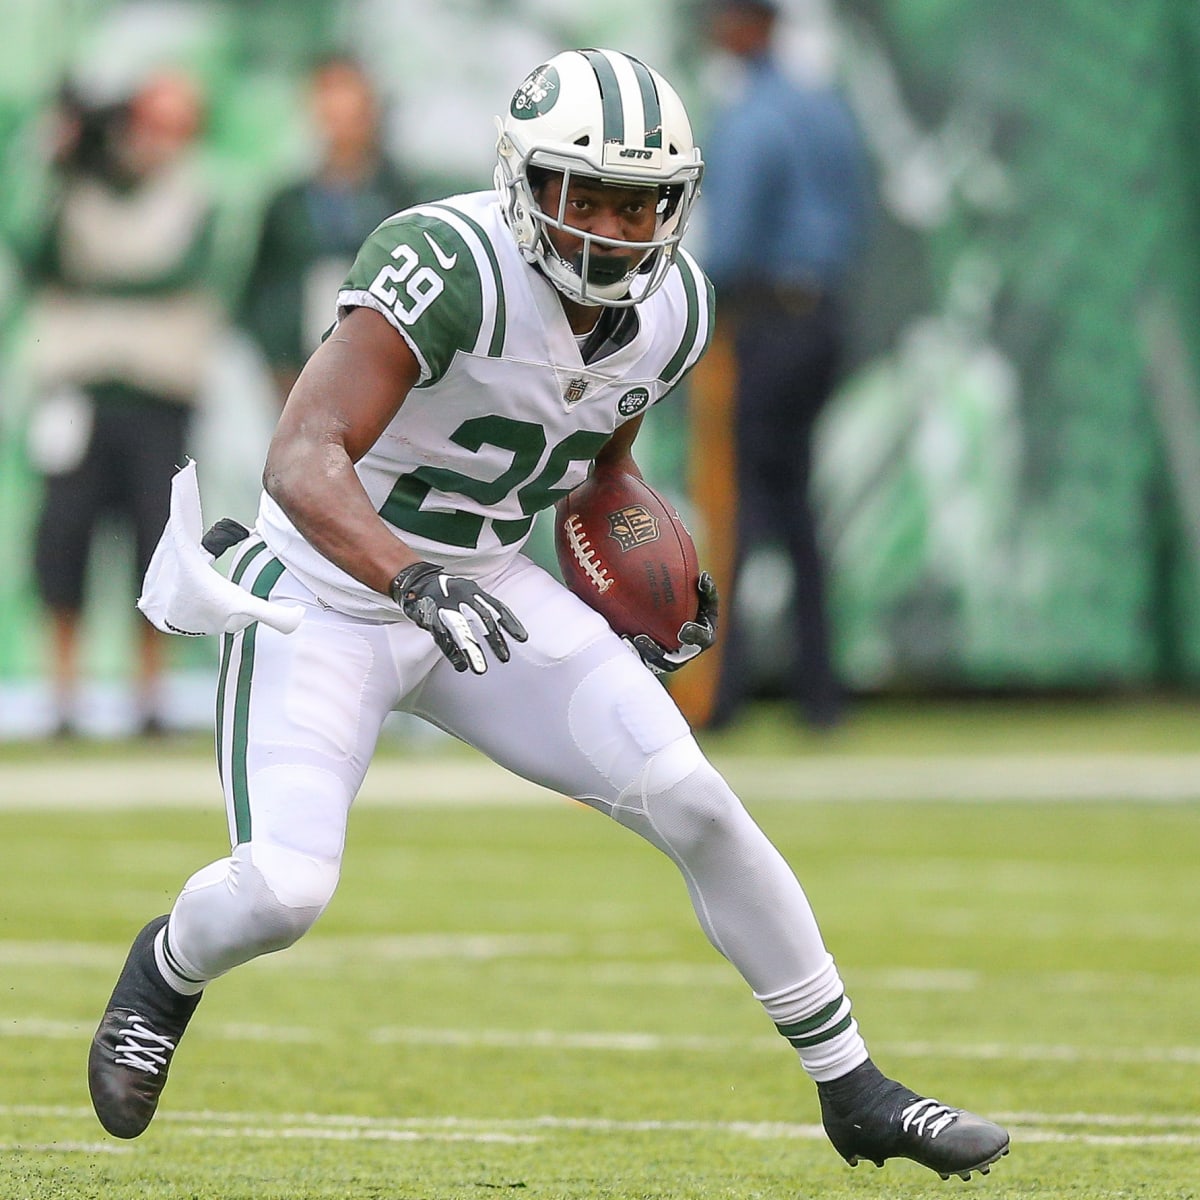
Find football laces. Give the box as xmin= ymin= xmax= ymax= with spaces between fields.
xmin=564 ymin=515 xmax=613 ymax=594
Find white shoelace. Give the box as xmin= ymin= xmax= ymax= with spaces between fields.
xmin=900 ymin=1098 xmax=960 ymax=1139
xmin=112 ymin=1012 xmax=176 ymax=1075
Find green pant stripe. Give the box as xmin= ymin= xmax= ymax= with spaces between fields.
xmin=214 ymin=541 xmax=270 ymax=780
xmin=227 ymin=553 xmax=286 ymax=845
xmin=216 ymin=629 xmax=234 ymax=781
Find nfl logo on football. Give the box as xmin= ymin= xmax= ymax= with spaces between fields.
xmin=607 ymin=504 xmax=660 ymax=551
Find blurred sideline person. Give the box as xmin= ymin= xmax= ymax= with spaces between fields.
xmin=700 ymin=0 xmax=869 ymax=731
xmin=239 ymin=54 xmax=419 ymax=406
xmin=86 ymin=49 xmax=1007 ymax=1184
xmin=19 ymin=71 xmax=221 ymax=737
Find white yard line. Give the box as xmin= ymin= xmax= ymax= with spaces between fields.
xmin=5 ymin=752 xmax=1200 ymax=810
xmin=0 ymin=1140 xmax=131 ymax=1154
xmin=0 ymin=933 xmax=573 ymax=968
xmin=2 ymin=1105 xmax=1199 ymax=1149
xmin=5 ymin=1016 xmax=1199 ymax=1067
xmin=366 ymin=1029 xmax=1200 ymax=1066
xmin=2 ymin=937 xmax=1192 ymax=1019
xmin=4 ymin=942 xmax=1188 ymax=1004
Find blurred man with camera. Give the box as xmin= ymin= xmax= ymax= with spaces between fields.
xmin=20 ymin=71 xmax=221 ymax=736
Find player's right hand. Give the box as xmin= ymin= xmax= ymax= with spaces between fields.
xmin=389 ymin=561 xmax=528 ymax=674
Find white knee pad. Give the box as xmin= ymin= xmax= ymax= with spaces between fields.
xmin=169 ymin=840 xmax=340 ymax=982
xmin=247 ymin=838 xmax=341 ymax=913
xmin=612 ymin=738 xmax=742 ymax=859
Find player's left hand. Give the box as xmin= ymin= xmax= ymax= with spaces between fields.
xmin=630 ymin=571 xmax=719 ymax=674
xmin=390 ymin=560 xmax=528 ymax=675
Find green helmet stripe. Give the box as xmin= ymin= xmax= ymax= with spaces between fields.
xmin=580 ymin=49 xmax=625 ymax=145
xmin=627 ymin=55 xmax=662 ymax=148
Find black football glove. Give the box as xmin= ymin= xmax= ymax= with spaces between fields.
xmin=390 ymin=560 xmax=528 ymax=675
xmin=200 ymin=518 xmax=250 ymax=558
xmin=631 ymin=571 xmax=719 ymax=675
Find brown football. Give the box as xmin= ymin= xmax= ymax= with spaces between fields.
xmin=554 ymin=467 xmax=700 ymax=649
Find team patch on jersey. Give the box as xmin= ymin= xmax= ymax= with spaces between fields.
xmin=511 ymin=65 xmax=560 ymax=120
xmin=563 ymin=377 xmax=591 ymax=406
xmin=617 ymin=386 xmax=650 ymax=416
xmin=607 ymin=504 xmax=661 ymax=551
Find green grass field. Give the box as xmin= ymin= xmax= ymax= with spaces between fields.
xmin=2 ymin=698 xmax=1198 ymax=1199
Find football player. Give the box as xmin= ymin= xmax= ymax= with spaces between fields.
xmin=88 ymin=48 xmax=1009 ymax=1181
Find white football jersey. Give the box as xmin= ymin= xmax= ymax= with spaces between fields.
xmin=257 ymin=190 xmax=713 ymax=619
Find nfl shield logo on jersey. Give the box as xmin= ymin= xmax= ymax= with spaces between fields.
xmin=563 ymin=377 xmax=591 ymax=406
xmin=607 ymin=504 xmax=661 ymax=551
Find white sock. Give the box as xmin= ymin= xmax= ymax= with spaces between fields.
xmin=755 ymin=954 xmax=870 ymax=1082
xmin=153 ymin=923 xmax=207 ymax=997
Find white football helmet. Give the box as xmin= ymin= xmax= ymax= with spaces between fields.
xmin=494 ymin=48 xmax=704 ymax=307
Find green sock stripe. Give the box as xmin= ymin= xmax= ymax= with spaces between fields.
xmin=229 ymin=554 xmax=286 ymax=845
xmin=775 ymin=996 xmax=845 ymax=1040
xmin=162 ymin=929 xmax=205 ymax=986
xmin=782 ymin=1010 xmax=855 ymax=1049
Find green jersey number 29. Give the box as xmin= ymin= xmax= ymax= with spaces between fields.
xmin=380 ymin=416 xmax=609 ymax=550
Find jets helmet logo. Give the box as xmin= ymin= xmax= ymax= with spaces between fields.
xmin=607 ymin=504 xmax=661 ymax=551
xmin=511 ymin=66 xmax=560 ymax=119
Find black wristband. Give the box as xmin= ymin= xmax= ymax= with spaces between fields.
xmin=388 ymin=560 xmax=442 ymax=606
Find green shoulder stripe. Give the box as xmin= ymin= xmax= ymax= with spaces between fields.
xmin=427 ymin=203 xmax=507 ymax=359
xmin=659 ymin=251 xmax=712 ymax=385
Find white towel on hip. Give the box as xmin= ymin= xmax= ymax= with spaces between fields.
xmin=138 ymin=460 xmax=303 ymax=637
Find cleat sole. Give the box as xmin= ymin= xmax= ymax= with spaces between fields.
xmin=944 ymin=1142 xmax=1010 ymax=1182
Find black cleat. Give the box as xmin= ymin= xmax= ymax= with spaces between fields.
xmin=818 ymin=1060 xmax=1010 ymax=1181
xmin=88 ymin=915 xmax=202 ymax=1138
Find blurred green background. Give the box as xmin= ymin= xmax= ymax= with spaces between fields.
xmin=2 ymin=0 xmax=1199 ymax=735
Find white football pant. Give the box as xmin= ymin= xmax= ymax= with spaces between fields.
xmin=161 ymin=542 xmax=868 ymax=1080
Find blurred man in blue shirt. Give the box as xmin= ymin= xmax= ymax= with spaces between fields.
xmin=701 ymin=0 xmax=869 ymax=731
